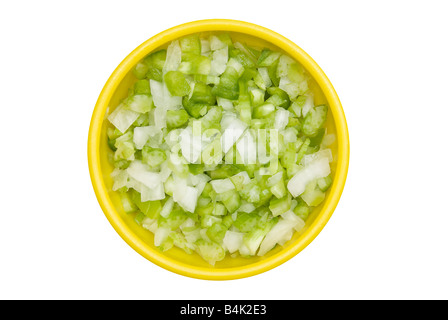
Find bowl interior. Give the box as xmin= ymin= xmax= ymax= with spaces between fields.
xmin=95 ymin=29 xmax=341 ymax=277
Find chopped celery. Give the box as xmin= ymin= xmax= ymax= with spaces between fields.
xmin=201 ymin=215 xmax=221 ymax=228
xmin=172 ymin=181 xmax=199 ymax=213
xmin=134 ymin=211 xmax=146 ymax=225
xmin=142 ymin=49 xmax=167 ymax=81
xmin=160 ymin=197 xmax=174 ymax=218
xmin=112 ymin=169 xmax=129 ymax=192
xmin=234 ymin=42 xmax=258 ymax=66
xmin=208 ymin=164 xmax=241 ymax=179
xmin=164 ymin=71 xmax=191 ymax=97
xmin=162 ymin=40 xmax=182 ymax=75
xmin=212 ymin=66 xmax=240 ymax=100
xmin=114 ymin=131 xmax=135 ymax=161
xmin=222 ymin=215 xmax=234 ymax=228
xmin=163 ymin=176 xmax=175 ymax=196
xmin=258 ymin=49 xmax=281 ymax=67
xmin=301 ymin=180 xmax=326 ymax=206
xmin=166 ymin=109 xmax=189 ymax=128
xmin=257 ymin=217 xmax=296 ymax=256
xmin=157 ymin=233 xmax=174 ymax=251
xmin=243 ymin=216 xmax=277 ymax=255
xmin=189 ymin=82 xmax=216 ymax=105
xmin=229 ymin=171 xmax=251 ymax=191
xmin=107 ymin=32 xmax=334 ymax=264
xmin=150 ymin=79 xmax=182 ymax=109
xmin=131 ymin=189 xmax=162 ymax=219
xmin=223 ymin=231 xmax=244 ymax=254
xmin=249 ymin=88 xmax=265 ymax=107
xmin=253 ymin=103 xmax=275 ymax=118
xmin=289 ymin=100 xmax=302 ymax=118
xmin=227 ymin=58 xmax=245 ymax=76
xmin=201 ymin=136 xmax=223 ymax=166
xmin=199 ymin=106 xmax=222 ymax=130
xmin=142 ymin=146 xmax=166 ymax=167
xmin=239 ymin=179 xmax=261 ymax=203
xmin=108 ymin=104 xmax=140 ymax=134
xmin=293 ymin=199 xmax=310 ymax=221
xmin=133 ymin=61 xmax=149 ymax=80
xmin=269 ymin=178 xmax=287 ymax=199
xmin=213 ymin=203 xmax=227 ymax=216
xmin=296 ymin=138 xmax=310 ymax=164
xmin=302 ymin=105 xmax=328 ymax=137
xmin=266 ymin=87 xmax=290 ymax=109
xmin=134 ymin=79 xmax=151 ymax=95
xmin=170 ymin=231 xmax=194 ymax=254
xmin=195 ymin=239 xmax=226 ymax=265
xmin=229 ymin=47 xmax=256 ymax=69
xmin=200 ymin=181 xmax=213 ymax=198
xmin=234 ymin=212 xmax=259 ymax=232
xmin=206 ymin=223 xmax=228 ymax=243
xmin=179 ymin=34 xmax=201 ymax=55
xmin=220 ymin=189 xmax=241 ymax=213
xmin=210 ymin=178 xmax=235 ymax=193
xmin=178 ymin=53 xmax=211 ymax=75
xmin=317 ymin=175 xmax=333 ymax=192
xmin=194 ymin=74 xmax=220 ymax=85
xmin=309 ymin=128 xmax=326 ymax=147
xmin=159 ymin=207 xmax=188 ymax=230
xmin=269 ymin=194 xmax=291 ymax=217
xmin=210 ymin=34 xmax=231 ymax=50
xmin=120 ymin=192 xmax=137 ymax=214
xmin=182 ymin=97 xmax=208 ymax=119
xmin=287 ymin=158 xmax=331 ymax=197
xmin=196 ymin=202 xmax=214 ymax=217
xmin=210 ymin=46 xmax=229 ymax=76
xmin=188 ymin=163 xmax=204 ymax=175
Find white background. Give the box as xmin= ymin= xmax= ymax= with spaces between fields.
xmin=1 ymin=0 xmax=447 ymax=300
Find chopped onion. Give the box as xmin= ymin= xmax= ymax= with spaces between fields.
xmin=154 ymin=227 xmax=170 ymax=247
xmin=179 ymin=127 xmax=202 ymax=164
xmin=210 ymin=35 xmax=227 ymax=51
xmin=133 ymin=126 xmax=161 ymax=149
xmin=107 ymin=103 xmax=140 ymax=134
xmin=301 ymin=148 xmax=333 ymax=166
xmin=160 ymin=197 xmax=174 ymax=218
xmin=210 ymin=178 xmax=235 ymax=193
xmin=140 ymin=183 xmax=165 ymax=201
xmin=107 ymin=33 xmax=334 ymax=264
xmin=258 ymin=67 xmax=272 ymax=88
xmin=287 ymin=157 xmax=331 ymax=197
xmin=210 ymin=46 xmax=228 ymax=76
xmin=172 ymin=178 xmax=199 ymax=213
xmin=274 ymin=108 xmax=291 ymax=131
xmin=236 ymin=129 xmax=257 ymax=164
xmin=216 ymin=97 xmax=234 ymax=111
xmin=301 ymin=95 xmax=314 ymax=117
xmin=126 ymin=160 xmax=161 ymax=189
xmin=281 ymin=210 xmax=306 ymax=232
xmin=150 ymin=80 xmax=182 ymax=109
xmin=258 ymin=218 xmax=295 ymax=256
xmin=163 ymin=40 xmax=181 ymax=74
xmin=223 ymin=231 xmax=244 ymax=254
xmin=220 ymin=118 xmax=247 ymax=154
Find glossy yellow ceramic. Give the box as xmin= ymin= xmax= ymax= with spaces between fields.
xmin=88 ymin=19 xmax=349 ymax=280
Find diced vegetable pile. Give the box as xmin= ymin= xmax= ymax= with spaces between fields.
xmin=106 ymin=33 xmax=335 ymax=265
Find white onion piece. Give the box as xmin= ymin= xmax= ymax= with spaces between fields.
xmin=287 ymin=157 xmax=331 ymax=197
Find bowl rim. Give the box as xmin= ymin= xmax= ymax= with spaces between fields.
xmin=88 ymin=19 xmax=349 ymax=280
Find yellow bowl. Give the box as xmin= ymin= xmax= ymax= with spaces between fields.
xmin=88 ymin=19 xmax=349 ymax=280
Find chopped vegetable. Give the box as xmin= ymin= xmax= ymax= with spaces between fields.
xmin=106 ymin=32 xmax=334 ymax=264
